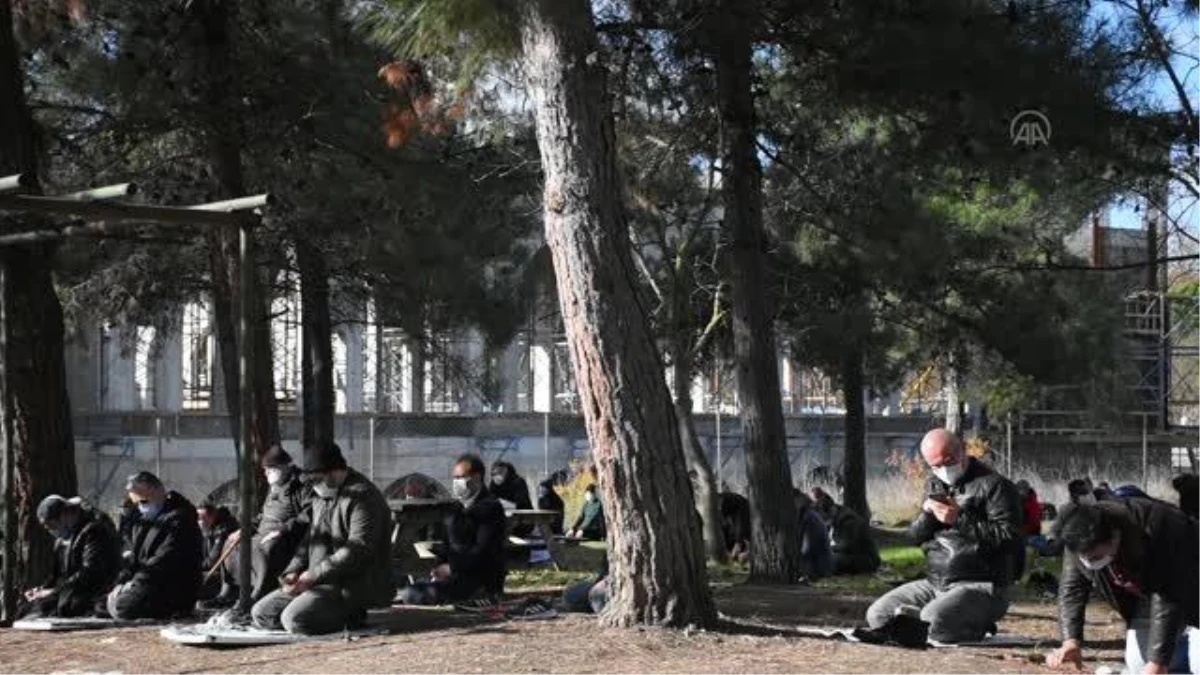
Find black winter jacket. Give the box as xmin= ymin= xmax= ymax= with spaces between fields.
xmin=200 ymin=507 xmax=238 ymax=572
xmin=830 ymin=505 xmax=879 ymax=562
xmin=47 ymin=507 xmax=121 ymax=616
xmin=120 ymin=491 xmax=202 ymax=614
xmin=1058 ymin=497 xmax=1198 ymax=666
xmin=437 ymin=489 xmax=508 ymax=595
xmin=908 ymin=458 xmax=1023 ymax=589
xmin=258 ymin=468 xmax=312 ymax=542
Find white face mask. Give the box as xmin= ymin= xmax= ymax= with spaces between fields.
xmin=265 ymin=468 xmax=286 ymax=486
xmin=931 ymin=462 xmax=965 ymax=486
xmin=491 ymin=474 xmax=506 ymax=486
xmin=452 ymin=477 xmax=476 ymax=502
xmin=1079 ymin=552 xmax=1114 ymax=571
xmin=1076 ymin=494 xmax=1097 ymax=505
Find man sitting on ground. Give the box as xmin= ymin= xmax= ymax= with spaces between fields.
xmin=1045 ymin=499 xmax=1199 ymax=674
xmin=1174 ymin=473 xmax=1198 ymax=520
xmin=401 ymin=454 xmax=508 ymax=608
xmin=251 ymin=442 xmax=393 ymax=635
xmin=215 ymin=446 xmax=313 ymax=607
xmin=815 ymin=495 xmax=880 ymax=576
xmin=720 ymin=491 xmax=752 ymax=563
xmin=108 ymin=472 xmax=203 ymax=620
xmin=864 ymin=429 xmax=1022 ymax=644
xmin=197 ymin=502 xmax=239 ymax=606
xmin=569 ymin=483 xmax=606 ymax=541
xmin=794 ymin=490 xmax=832 ymax=580
xmin=23 ymin=496 xmax=121 ymax=618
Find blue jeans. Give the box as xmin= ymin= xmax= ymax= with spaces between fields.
xmin=1125 ymin=618 xmax=1199 ymax=674
xmin=562 ymin=578 xmax=608 ymax=614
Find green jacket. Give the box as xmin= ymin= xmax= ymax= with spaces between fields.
xmin=286 ymin=469 xmax=394 ymax=607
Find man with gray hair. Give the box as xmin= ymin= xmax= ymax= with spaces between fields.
xmin=107 ymin=471 xmax=202 ymax=619
xmin=864 ymin=428 xmax=1023 ymax=643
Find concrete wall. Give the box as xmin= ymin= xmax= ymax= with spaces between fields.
xmin=73 ymin=412 xmax=938 ymax=509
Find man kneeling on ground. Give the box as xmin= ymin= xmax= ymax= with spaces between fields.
xmin=865 ymin=429 xmax=1022 ymax=643
xmin=251 ymin=442 xmax=393 ymax=635
xmin=23 ymin=496 xmax=121 ymax=618
xmin=108 ymin=472 xmax=203 ymax=620
xmin=815 ymin=495 xmax=881 ymax=576
xmin=401 ymin=454 xmax=508 ymax=608
xmin=1045 ymin=499 xmax=1198 ymax=674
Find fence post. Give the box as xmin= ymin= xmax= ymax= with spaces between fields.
xmin=155 ymin=414 xmax=163 ymax=477
xmin=543 ymin=412 xmax=550 ymax=476
xmin=368 ymin=414 xmax=376 ymax=482
xmin=1141 ymin=414 xmax=1148 ymax=487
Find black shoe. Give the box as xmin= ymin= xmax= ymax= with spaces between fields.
xmin=852 ymin=614 xmax=929 ymax=649
xmin=454 ymin=596 xmax=501 ymax=614
xmin=199 ymin=586 xmax=238 ymax=611
xmin=345 ymin=608 xmax=368 ymax=630
xmin=504 ymin=598 xmax=558 ymax=621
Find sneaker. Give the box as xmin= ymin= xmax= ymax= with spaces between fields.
xmin=454 ymin=597 xmax=502 ymax=614
xmin=504 ymin=598 xmax=558 ymax=621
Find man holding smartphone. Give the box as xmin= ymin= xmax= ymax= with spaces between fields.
xmin=864 ymin=428 xmax=1023 ymax=644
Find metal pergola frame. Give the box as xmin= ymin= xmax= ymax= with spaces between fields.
xmin=0 ymin=174 xmax=269 ymax=622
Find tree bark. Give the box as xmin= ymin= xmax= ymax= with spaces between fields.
xmin=0 ymin=0 xmax=78 ymax=588
xmin=840 ymin=347 xmax=870 ymax=520
xmin=193 ymin=0 xmax=279 ymax=461
xmin=714 ymin=0 xmax=800 ymax=583
xmin=517 ymin=0 xmax=715 ymax=627
xmin=297 ymin=239 xmax=335 ymax=448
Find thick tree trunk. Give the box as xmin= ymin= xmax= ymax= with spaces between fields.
xmin=297 ymin=239 xmax=335 ymax=448
xmin=714 ymin=0 xmax=800 ymax=583
xmin=840 ymin=348 xmax=870 ymax=520
xmin=194 ymin=0 xmax=279 ymax=461
xmin=674 ymin=357 xmax=728 ymax=564
xmin=517 ymin=0 xmax=715 ymax=627
xmin=0 ymin=0 xmax=77 ymax=588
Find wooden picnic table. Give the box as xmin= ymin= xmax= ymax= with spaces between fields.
xmin=505 ymin=509 xmax=566 ymax=570
xmin=388 ymin=498 xmax=459 ymax=584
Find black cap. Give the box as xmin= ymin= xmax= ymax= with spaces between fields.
xmin=262 ymin=445 xmax=293 ymax=469
xmin=303 ymin=441 xmax=347 ymax=474
xmin=37 ymin=495 xmax=68 ymax=523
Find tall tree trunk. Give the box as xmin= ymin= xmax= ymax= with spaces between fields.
xmin=714 ymin=0 xmax=800 ymax=583
xmin=297 ymin=239 xmax=335 ymax=448
xmin=0 ymin=0 xmax=77 ymax=588
xmin=194 ymin=0 xmax=279 ymax=460
xmin=840 ymin=347 xmax=869 ymax=520
xmin=674 ymin=353 xmax=728 ymax=563
xmin=517 ymin=0 xmax=715 ymax=627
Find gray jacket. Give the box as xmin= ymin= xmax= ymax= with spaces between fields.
xmin=285 ymin=469 xmax=394 ymax=606
xmin=258 ymin=468 xmax=312 ymax=541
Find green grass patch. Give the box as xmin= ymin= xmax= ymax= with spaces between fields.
xmin=813 ymin=544 xmax=925 ymax=595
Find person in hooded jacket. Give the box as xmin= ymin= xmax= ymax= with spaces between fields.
xmin=815 ymin=496 xmax=881 ymax=576
xmin=490 ymin=461 xmax=533 ymax=537
xmin=22 ymin=495 xmax=121 ymax=618
xmin=1045 ymin=499 xmax=1199 ymax=674
xmin=107 ymin=472 xmax=203 ymax=620
xmin=251 ymin=442 xmax=393 ymax=635
xmin=864 ymin=429 xmax=1023 ymax=644
xmin=536 ymin=478 xmax=565 ymax=535
xmin=212 ymin=446 xmax=314 ymax=607
xmin=196 ymin=502 xmax=239 ymax=605
xmin=400 ymin=454 xmax=509 ymax=607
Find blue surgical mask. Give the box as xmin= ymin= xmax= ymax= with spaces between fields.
xmin=138 ymin=502 xmax=163 ymax=520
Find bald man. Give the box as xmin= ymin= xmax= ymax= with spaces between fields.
xmin=865 ymin=428 xmax=1023 ymax=643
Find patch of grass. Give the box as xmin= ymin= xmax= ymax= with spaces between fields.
xmin=813 ymin=544 xmax=925 ymax=595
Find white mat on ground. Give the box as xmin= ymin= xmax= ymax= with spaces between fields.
xmin=159 ymin=623 xmax=386 ymax=646
xmin=791 ymin=625 xmax=1041 ymax=648
xmin=13 ymin=617 xmax=164 ymax=632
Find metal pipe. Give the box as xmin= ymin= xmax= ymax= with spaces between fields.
xmin=0 ymin=263 xmax=15 ymax=625
xmin=189 ymin=194 xmax=273 ymax=212
xmin=56 ymin=182 xmax=137 ymax=201
xmin=0 ymin=174 xmax=32 ymax=194
xmin=0 ymin=194 xmax=255 ymax=228
xmin=236 ymin=222 xmax=255 ymax=613
xmin=543 ymin=412 xmax=549 ymax=477
xmin=1005 ymin=413 xmax=1013 ymax=476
